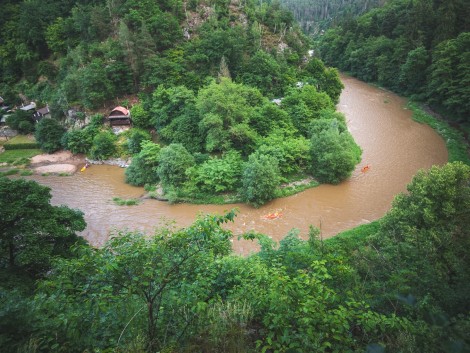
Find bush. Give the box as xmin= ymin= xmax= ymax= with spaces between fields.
xmin=189 ymin=151 xmax=243 ymax=193
xmin=240 ymin=152 xmax=280 ymax=207
xmin=127 ymin=129 xmax=151 ymax=155
xmin=125 ymin=141 xmax=161 ymax=186
xmin=61 ymin=128 xmax=94 ymax=155
xmin=157 ymin=144 xmax=195 ymax=189
xmin=89 ymin=131 xmax=117 ymax=160
xmin=3 ymin=143 xmax=39 ymax=150
xmin=6 ymin=110 xmax=35 ymax=134
xmin=34 ymin=119 xmax=65 ymax=153
xmin=310 ymin=118 xmax=362 ymax=184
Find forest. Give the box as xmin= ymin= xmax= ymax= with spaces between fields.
xmin=316 ymin=0 xmax=470 ymax=122
xmin=279 ymin=0 xmax=386 ymax=35
xmin=1 ymin=0 xmax=360 ymax=205
xmin=1 ymin=0 xmax=470 ymax=352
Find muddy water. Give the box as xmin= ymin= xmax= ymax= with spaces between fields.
xmin=30 ymin=75 xmax=448 ymax=254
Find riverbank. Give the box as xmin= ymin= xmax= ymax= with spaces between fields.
xmin=408 ymin=102 xmax=470 ymax=165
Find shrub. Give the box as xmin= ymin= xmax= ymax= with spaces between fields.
xmin=240 ymin=152 xmax=280 ymax=207
xmin=310 ymin=119 xmax=362 ymax=184
xmin=157 ymin=144 xmax=195 ymax=189
xmin=189 ymin=151 xmax=243 ymax=193
xmin=89 ymin=131 xmax=117 ymax=160
xmin=34 ymin=119 xmax=65 ymax=153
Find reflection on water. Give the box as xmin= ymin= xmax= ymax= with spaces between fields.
xmin=30 ymin=75 xmax=448 ymax=254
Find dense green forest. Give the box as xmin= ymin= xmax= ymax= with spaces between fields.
xmin=317 ymin=0 xmax=470 ymax=122
xmin=279 ymin=0 xmax=386 ymax=35
xmin=1 ymin=162 xmax=469 ymax=352
xmin=1 ymin=0 xmax=470 ymax=352
xmin=1 ymin=0 xmax=362 ymax=205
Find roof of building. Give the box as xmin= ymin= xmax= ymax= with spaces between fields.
xmin=20 ymin=102 xmax=36 ymax=111
xmin=37 ymin=106 xmax=50 ymax=115
xmin=109 ymin=106 xmax=129 ymax=116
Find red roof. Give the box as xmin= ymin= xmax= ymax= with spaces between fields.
xmin=110 ymin=106 xmax=129 ymax=116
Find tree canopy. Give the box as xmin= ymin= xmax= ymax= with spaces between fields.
xmin=0 ymin=178 xmax=86 ymax=275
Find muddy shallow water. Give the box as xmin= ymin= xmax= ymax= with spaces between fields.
xmin=30 ymin=75 xmax=448 ymax=254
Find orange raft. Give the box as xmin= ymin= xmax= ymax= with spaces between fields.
xmin=361 ymin=165 xmax=370 ymax=173
xmin=262 ymin=211 xmax=283 ymax=220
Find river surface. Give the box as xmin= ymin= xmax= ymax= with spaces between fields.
xmin=30 ymin=75 xmax=448 ymax=254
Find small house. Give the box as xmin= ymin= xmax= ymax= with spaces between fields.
xmin=107 ymin=106 xmax=131 ymax=126
xmin=33 ymin=105 xmax=51 ymax=122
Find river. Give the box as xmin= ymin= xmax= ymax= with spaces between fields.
xmin=30 ymin=75 xmax=448 ymax=254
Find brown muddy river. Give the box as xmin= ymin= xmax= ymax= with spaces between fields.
xmin=30 ymin=75 xmax=448 ymax=254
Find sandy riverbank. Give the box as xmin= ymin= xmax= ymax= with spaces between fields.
xmin=30 ymin=151 xmax=86 ymax=174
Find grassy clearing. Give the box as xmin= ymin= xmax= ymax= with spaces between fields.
xmin=19 ymin=170 xmax=34 ymax=176
xmin=113 ymin=197 xmax=140 ymax=206
xmin=408 ymin=102 xmax=470 ymax=165
xmin=5 ymin=135 xmax=36 ymax=144
xmin=0 ymin=149 xmax=42 ymax=164
xmin=0 ymin=168 xmax=20 ymax=177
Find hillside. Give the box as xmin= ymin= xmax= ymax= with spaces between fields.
xmin=317 ymin=0 xmax=470 ymax=122
xmin=279 ymin=0 xmax=387 ymax=35
xmin=0 ymin=0 xmax=308 ymax=110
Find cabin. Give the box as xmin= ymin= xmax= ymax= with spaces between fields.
xmin=107 ymin=106 xmax=131 ymax=126
xmin=32 ymin=105 xmax=51 ymax=122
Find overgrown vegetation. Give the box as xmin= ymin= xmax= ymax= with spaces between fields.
xmin=112 ymin=197 xmax=140 ymax=206
xmin=1 ymin=0 xmax=362 ymax=205
xmin=317 ymin=0 xmax=470 ymax=123
xmin=1 ymin=162 xmax=469 ymax=352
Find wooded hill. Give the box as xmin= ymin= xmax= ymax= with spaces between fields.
xmin=279 ymin=0 xmax=387 ymax=35
xmin=317 ymin=0 xmax=470 ymax=122
xmin=0 ymin=0 xmax=307 ymax=110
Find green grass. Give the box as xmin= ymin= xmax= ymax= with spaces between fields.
xmin=58 ymin=172 xmax=71 ymax=177
xmin=113 ymin=197 xmax=140 ymax=206
xmin=325 ymin=221 xmax=380 ymax=255
xmin=19 ymin=170 xmax=34 ymax=176
xmin=0 ymin=149 xmax=42 ymax=164
xmin=5 ymin=135 xmax=36 ymax=144
xmin=0 ymin=168 xmax=20 ymax=177
xmin=408 ymin=102 xmax=470 ymax=165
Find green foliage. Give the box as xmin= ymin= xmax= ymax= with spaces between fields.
xmin=89 ymin=130 xmax=117 ymax=160
xmin=27 ymin=212 xmax=235 ymax=352
xmin=196 ymin=79 xmax=262 ymax=154
xmin=34 ymin=118 xmax=65 ymax=153
xmin=301 ymin=57 xmax=344 ymax=104
xmin=257 ymin=130 xmax=311 ymax=176
xmin=125 ymin=140 xmax=161 ymax=186
xmin=157 ymin=143 xmax=195 ymax=190
xmin=130 ymin=103 xmax=152 ymax=129
xmin=318 ymin=0 xmax=470 ymax=121
xmin=151 ymin=85 xmax=203 ymax=152
xmin=112 ymin=197 xmax=140 ymax=206
xmin=239 ymin=50 xmax=285 ymax=97
xmin=188 ymin=151 xmax=243 ymax=193
xmin=61 ymin=128 xmax=94 ymax=155
xmin=409 ymin=103 xmax=470 ymax=165
xmin=240 ymin=152 xmax=281 ymax=207
xmin=310 ymin=118 xmax=362 ymax=184
xmin=2 ymin=142 xmax=40 ymax=150
xmin=127 ymin=128 xmax=151 ymax=154
xmin=281 ymin=85 xmax=335 ymax=134
xmin=0 ymin=178 xmax=86 ymax=275
xmin=428 ymin=32 xmax=470 ymax=118
xmin=6 ymin=110 xmax=35 ymax=134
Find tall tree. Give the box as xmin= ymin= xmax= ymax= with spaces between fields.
xmin=0 ymin=178 xmax=86 ymax=275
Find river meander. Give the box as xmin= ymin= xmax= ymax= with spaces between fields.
xmin=29 ymin=75 xmax=448 ymax=254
